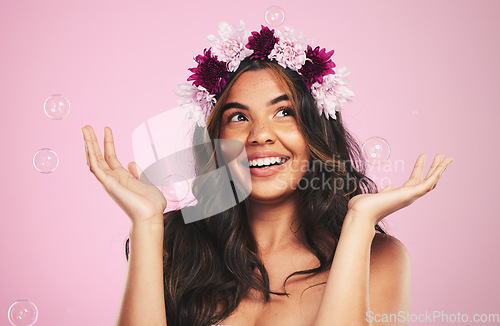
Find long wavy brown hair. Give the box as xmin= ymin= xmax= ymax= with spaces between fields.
xmin=127 ymin=59 xmax=385 ymax=326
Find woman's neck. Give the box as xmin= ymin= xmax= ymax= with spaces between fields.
xmin=247 ymin=192 xmax=306 ymax=256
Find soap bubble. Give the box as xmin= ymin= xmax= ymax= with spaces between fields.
xmin=265 ymin=6 xmax=285 ymax=27
xmin=161 ymin=174 xmax=189 ymax=202
xmin=8 ymin=300 xmax=38 ymax=326
xmin=44 ymin=94 xmax=70 ymax=119
xmin=362 ymin=136 xmax=391 ymax=165
xmin=33 ymin=148 xmax=59 ymax=173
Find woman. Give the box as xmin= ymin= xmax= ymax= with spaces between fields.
xmin=81 ymin=22 xmax=453 ymax=326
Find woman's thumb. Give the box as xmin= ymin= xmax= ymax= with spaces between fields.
xmin=128 ymin=162 xmax=154 ymax=186
xmin=128 ymin=162 xmax=141 ymax=180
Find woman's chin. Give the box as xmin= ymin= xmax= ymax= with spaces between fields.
xmin=247 ymin=186 xmax=298 ymax=204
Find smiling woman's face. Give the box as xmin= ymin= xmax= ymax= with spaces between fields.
xmin=219 ymin=68 xmax=309 ymax=203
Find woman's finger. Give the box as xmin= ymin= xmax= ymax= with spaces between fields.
xmin=410 ymin=156 xmax=453 ymax=195
xmin=82 ymin=126 xmax=112 ymax=181
xmin=424 ymin=154 xmax=445 ymax=181
xmin=403 ymin=154 xmax=426 ymax=186
xmin=84 ymin=140 xmax=90 ymax=168
xmin=85 ymin=137 xmax=108 ymax=183
xmin=128 ymin=162 xmax=140 ymax=180
xmin=82 ymin=127 xmax=91 ymax=167
xmin=103 ymin=126 xmax=124 ymax=169
xmin=424 ymin=157 xmax=454 ymax=190
xmin=88 ymin=126 xmax=105 ymax=163
xmin=83 ymin=126 xmax=110 ymax=170
xmin=128 ymin=162 xmax=154 ymax=186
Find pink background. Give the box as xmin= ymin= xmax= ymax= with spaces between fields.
xmin=1 ymin=0 xmax=499 ymax=324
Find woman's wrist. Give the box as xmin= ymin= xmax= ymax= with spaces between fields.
xmin=129 ymin=214 xmax=165 ymax=236
xmin=343 ymin=210 xmax=377 ymax=239
xmin=127 ymin=215 xmax=164 ymax=259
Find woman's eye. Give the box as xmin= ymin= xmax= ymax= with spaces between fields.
xmin=276 ymin=108 xmax=295 ymax=117
xmin=228 ymin=112 xmax=248 ymax=122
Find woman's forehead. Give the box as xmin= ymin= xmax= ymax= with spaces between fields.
xmin=226 ymin=69 xmax=289 ymax=102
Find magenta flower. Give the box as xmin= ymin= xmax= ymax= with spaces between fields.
xmin=299 ymin=46 xmax=336 ymax=90
xmin=188 ymin=48 xmax=229 ymax=94
xmin=246 ymin=25 xmax=279 ymax=60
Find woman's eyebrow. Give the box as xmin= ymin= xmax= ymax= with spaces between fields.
xmin=268 ymin=94 xmax=289 ymax=106
xmin=221 ymin=102 xmax=248 ymax=113
xmin=222 ymin=94 xmax=289 ymax=113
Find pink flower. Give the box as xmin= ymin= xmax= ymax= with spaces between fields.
xmin=207 ymin=21 xmax=253 ymax=72
xmin=310 ymin=67 xmax=354 ymax=120
xmin=268 ymin=28 xmax=306 ymax=71
xmin=174 ymin=83 xmax=216 ymax=127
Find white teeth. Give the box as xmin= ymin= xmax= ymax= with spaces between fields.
xmin=248 ymin=156 xmax=287 ymax=167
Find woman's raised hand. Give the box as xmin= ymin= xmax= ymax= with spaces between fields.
xmin=347 ymin=153 xmax=453 ymax=226
xmin=82 ymin=125 xmax=167 ymax=225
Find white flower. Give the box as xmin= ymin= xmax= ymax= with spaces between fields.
xmin=174 ymin=83 xmax=216 ymax=127
xmin=311 ymin=67 xmax=355 ymax=120
xmin=268 ymin=27 xmax=306 ymax=71
xmin=279 ymin=27 xmax=307 ymax=46
xmin=207 ymin=20 xmax=253 ymax=72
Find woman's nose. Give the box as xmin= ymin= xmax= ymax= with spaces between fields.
xmin=247 ymin=120 xmax=276 ymax=145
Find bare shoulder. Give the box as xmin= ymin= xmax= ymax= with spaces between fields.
xmin=369 ymin=233 xmax=411 ymax=311
xmin=370 ymin=233 xmax=410 ymax=268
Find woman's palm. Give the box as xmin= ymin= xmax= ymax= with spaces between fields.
xmin=347 ymin=153 xmax=453 ymax=225
xmin=82 ymin=126 xmax=167 ymax=224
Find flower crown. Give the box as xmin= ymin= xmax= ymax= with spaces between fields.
xmin=174 ymin=21 xmax=354 ymax=127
